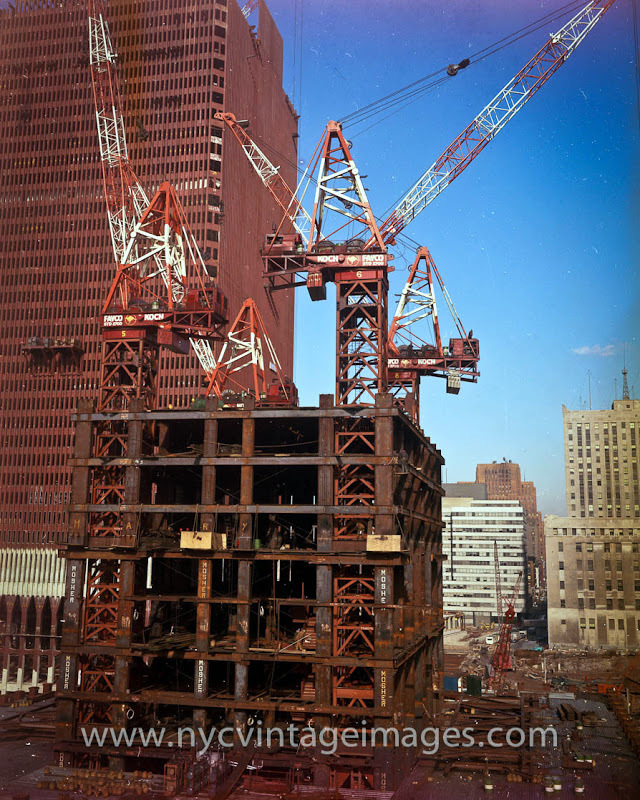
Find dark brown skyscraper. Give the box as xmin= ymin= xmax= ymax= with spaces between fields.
xmin=0 ymin=0 xmax=296 ymax=693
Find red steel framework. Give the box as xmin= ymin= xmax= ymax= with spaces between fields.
xmin=490 ymin=570 xmax=523 ymax=694
xmin=57 ymin=396 xmax=445 ymax=792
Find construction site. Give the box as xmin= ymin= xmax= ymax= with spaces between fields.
xmin=0 ymin=0 xmax=639 ymax=798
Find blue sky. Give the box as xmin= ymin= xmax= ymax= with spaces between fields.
xmin=257 ymin=0 xmax=639 ymax=515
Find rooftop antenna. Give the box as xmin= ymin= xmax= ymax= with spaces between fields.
xmin=614 ymin=378 xmax=618 ymax=403
xmin=622 ymin=345 xmax=630 ymax=401
xmin=587 ymin=370 xmax=592 ymax=410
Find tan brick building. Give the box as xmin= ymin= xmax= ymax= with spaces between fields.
xmin=562 ymin=400 xmax=640 ymax=518
xmin=547 ymin=398 xmax=640 ymax=650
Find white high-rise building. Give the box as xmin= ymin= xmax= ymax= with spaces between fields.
xmin=442 ymin=497 xmax=526 ymax=625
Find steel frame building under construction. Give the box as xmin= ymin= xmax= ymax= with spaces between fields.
xmin=55 ymin=393 xmax=444 ymax=792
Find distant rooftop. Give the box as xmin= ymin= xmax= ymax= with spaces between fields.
xmin=442 ymin=482 xmax=488 ymax=500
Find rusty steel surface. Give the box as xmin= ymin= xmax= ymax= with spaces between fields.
xmin=55 ymin=394 xmax=444 ymax=790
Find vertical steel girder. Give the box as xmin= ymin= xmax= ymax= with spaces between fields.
xmin=89 ymin=336 xmax=157 ymax=542
xmin=334 ymin=417 xmax=376 ymax=541
xmin=333 ymin=572 xmax=375 ymax=709
xmin=335 ymin=273 xmax=388 ymax=407
xmin=77 ymin=560 xmax=120 ymax=727
xmin=70 ymin=331 xmax=156 ymax=755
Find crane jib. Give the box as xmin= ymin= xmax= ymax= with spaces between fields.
xmin=380 ymin=0 xmax=616 ymax=244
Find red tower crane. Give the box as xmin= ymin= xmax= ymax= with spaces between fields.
xmin=493 ymin=540 xmax=503 ymax=622
xmin=490 ymin=570 xmax=523 ymax=694
xmin=216 ymin=0 xmax=615 ymax=421
xmin=205 ymin=298 xmax=298 ymax=406
xmin=89 ymin=0 xmax=228 ymax=399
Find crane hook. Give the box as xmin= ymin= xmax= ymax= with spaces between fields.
xmin=446 ymin=58 xmax=470 ymax=77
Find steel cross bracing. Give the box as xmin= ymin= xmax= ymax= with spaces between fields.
xmin=333 ymin=573 xmax=375 ymax=711
xmin=376 ymin=0 xmax=617 ymax=246
xmin=89 ymin=0 xmax=150 ymax=266
xmin=90 ymin=1 xmax=221 ymax=379
xmin=215 ymin=112 xmax=313 ymax=246
xmin=205 ymin=298 xmax=297 ymax=405
xmin=336 ymin=274 xmax=389 ymax=406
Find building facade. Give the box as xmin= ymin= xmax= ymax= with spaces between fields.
xmin=476 ymin=461 xmax=545 ymax=597
xmin=546 ymin=516 xmax=640 ymax=649
xmin=547 ymin=397 xmax=640 ymax=649
xmin=0 ymin=0 xmax=297 ymax=692
xmin=562 ymin=399 xmax=640 ymax=518
xmin=442 ymin=496 xmax=526 ymax=626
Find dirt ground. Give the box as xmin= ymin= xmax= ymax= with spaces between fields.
xmin=444 ymin=626 xmax=640 ymax=695
xmin=0 ymin=701 xmax=56 ymax=792
xmin=0 ymin=734 xmax=52 ymax=791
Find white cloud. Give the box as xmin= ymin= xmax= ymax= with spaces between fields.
xmin=571 ymin=344 xmax=616 ymax=357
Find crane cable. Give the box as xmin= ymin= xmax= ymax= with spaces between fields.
xmin=338 ymin=0 xmax=587 ymax=132
xmin=234 ymin=1 xmax=598 ymax=253
xmin=241 ymin=0 xmax=585 ymax=187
